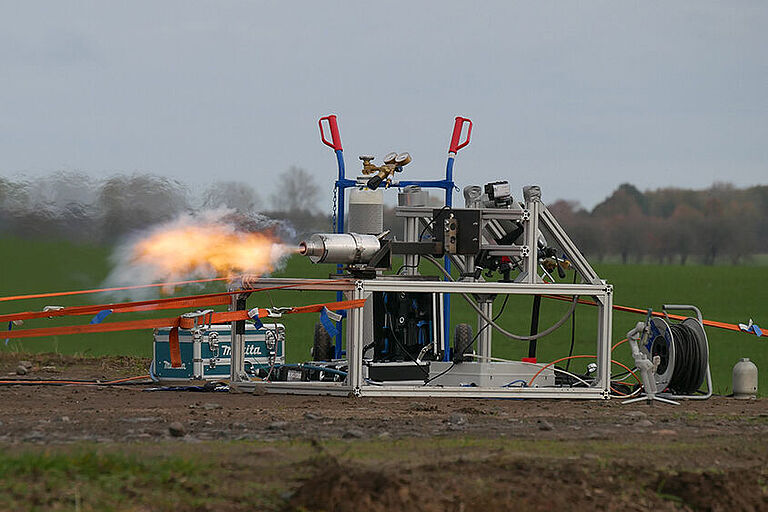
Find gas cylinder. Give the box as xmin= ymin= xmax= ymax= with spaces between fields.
xmin=347 ymin=187 xmax=383 ymax=235
xmin=732 ymin=358 xmax=758 ymax=399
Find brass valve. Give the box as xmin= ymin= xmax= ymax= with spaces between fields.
xmin=358 ymin=152 xmax=412 ymax=190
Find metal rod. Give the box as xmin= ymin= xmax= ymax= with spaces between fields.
xmin=477 ymin=299 xmax=493 ymax=359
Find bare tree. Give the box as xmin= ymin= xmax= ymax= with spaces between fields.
xmin=97 ymin=174 xmax=188 ymax=241
xmin=669 ymin=204 xmax=702 ymax=265
xmin=269 ymin=166 xmax=321 ymax=213
xmin=202 ymin=181 xmax=260 ymax=214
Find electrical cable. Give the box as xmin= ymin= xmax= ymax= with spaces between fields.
xmin=423 ymin=255 xmax=577 ymax=341
xmin=464 ymin=353 xmax=593 ymax=388
xmin=526 ymin=355 xmax=642 ymax=388
xmin=0 ymin=375 xmax=151 ymax=386
xmin=612 ymin=338 xmax=628 ymax=352
xmin=427 ymin=295 xmax=511 ymax=384
xmin=396 ymin=258 xmax=421 ymax=275
xmin=565 ymin=270 xmax=578 ymax=371
xmin=386 ymin=312 xmax=430 ymax=377
xmin=422 ymin=361 xmax=455 ymax=385
xmin=465 ymin=294 xmax=510 ymax=356
xmin=418 ymin=205 xmax=450 ymax=241
xmin=667 ymin=323 xmax=705 ymax=394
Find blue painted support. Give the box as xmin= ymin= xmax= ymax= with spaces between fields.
xmin=333 ymin=149 xmax=355 ymax=359
xmin=395 ymin=179 xmax=453 ymax=190
xmin=324 ymin=117 xmax=466 ymax=362
xmin=442 ymin=155 xmax=456 ymax=361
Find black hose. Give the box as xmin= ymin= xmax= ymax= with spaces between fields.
xmin=422 ymin=255 xmax=577 ymax=342
xmin=565 ymin=271 xmax=578 ymax=371
xmin=668 ymin=323 xmax=705 ymax=394
xmin=528 ymin=295 xmax=541 ymax=359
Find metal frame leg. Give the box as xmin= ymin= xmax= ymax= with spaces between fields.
xmin=229 ymin=294 xmax=247 ymax=387
xmin=346 ymin=281 xmax=367 ymax=396
xmin=595 ymin=287 xmax=613 ymax=398
xmin=477 ymin=299 xmax=493 ymax=360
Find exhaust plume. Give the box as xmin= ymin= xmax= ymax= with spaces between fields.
xmin=105 ymin=209 xmax=295 ymax=295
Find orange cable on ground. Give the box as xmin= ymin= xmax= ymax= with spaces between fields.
xmin=0 ymin=375 xmax=151 ymax=385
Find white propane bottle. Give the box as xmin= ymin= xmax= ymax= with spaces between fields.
xmin=732 ymin=358 xmax=758 ymax=399
xmin=347 ymin=187 xmax=384 ymax=235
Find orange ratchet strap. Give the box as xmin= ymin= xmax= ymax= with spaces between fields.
xmin=0 ymin=294 xmax=231 ymax=323
xmin=168 ymin=327 xmax=182 ymax=368
xmin=4 ymin=298 xmax=366 ymax=340
xmin=0 ymin=280 xmax=348 ymax=324
xmin=177 ymin=299 xmax=366 ymax=329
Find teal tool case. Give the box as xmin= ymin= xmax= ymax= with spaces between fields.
xmin=151 ymin=323 xmax=285 ymax=382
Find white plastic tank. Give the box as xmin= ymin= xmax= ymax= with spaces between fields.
xmin=732 ymin=358 xmax=758 ymax=399
xmin=347 ymin=187 xmax=383 ymax=235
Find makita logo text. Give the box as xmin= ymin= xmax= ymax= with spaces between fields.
xmin=221 ymin=345 xmax=263 ymax=356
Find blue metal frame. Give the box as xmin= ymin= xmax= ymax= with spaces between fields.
xmin=328 ymin=146 xmax=458 ymax=361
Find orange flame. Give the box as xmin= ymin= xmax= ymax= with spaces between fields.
xmin=130 ymin=223 xmax=293 ymax=279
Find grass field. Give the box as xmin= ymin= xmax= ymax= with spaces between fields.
xmin=1 ymin=237 xmax=766 ymax=395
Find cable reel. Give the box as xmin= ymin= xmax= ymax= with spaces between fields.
xmin=640 ymin=316 xmax=709 ymax=395
xmin=644 ymin=317 xmax=676 ymax=391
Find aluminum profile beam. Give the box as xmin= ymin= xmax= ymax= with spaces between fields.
xmin=539 ymin=205 xmax=601 ymax=285
xmin=236 ymin=277 xmax=357 ymax=292
xmin=356 ymin=386 xmax=607 ymax=399
xmin=359 ymin=279 xmax=609 ymax=296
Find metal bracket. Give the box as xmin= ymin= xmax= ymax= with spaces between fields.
xmin=264 ymin=307 xmax=294 ymax=318
xmin=181 ymin=309 xmax=215 ymax=331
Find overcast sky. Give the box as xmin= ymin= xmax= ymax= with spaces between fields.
xmin=2 ymin=1 xmax=766 ymax=210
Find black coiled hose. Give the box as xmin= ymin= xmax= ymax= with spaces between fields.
xmin=668 ymin=323 xmax=706 ymax=394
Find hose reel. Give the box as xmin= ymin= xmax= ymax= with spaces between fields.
xmin=641 ymin=316 xmax=709 ymax=395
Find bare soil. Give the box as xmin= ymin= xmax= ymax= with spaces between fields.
xmin=1 ymin=354 xmax=767 ymax=511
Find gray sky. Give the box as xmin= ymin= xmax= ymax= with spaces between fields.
xmin=2 ymin=1 xmax=766 ymax=210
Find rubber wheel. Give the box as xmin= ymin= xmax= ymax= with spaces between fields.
xmin=453 ymin=323 xmax=474 ymax=361
xmin=312 ymin=322 xmax=334 ymax=361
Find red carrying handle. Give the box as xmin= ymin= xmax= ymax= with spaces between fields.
xmin=449 ymin=116 xmax=472 ymax=153
xmin=319 ymin=115 xmax=343 ymax=151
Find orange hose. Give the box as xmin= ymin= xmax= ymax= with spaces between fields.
xmin=527 ymin=355 xmax=641 ymax=387
xmin=612 ymin=338 xmax=628 ymax=352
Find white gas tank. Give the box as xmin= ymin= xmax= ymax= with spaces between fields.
xmin=347 ymin=187 xmax=383 ymax=235
xmin=732 ymin=358 xmax=758 ymax=399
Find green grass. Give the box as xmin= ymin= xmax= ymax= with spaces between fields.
xmin=0 ymin=436 xmax=762 ymax=511
xmin=1 ymin=236 xmax=766 ymax=395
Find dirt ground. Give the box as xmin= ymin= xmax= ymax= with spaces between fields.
xmin=1 ymin=353 xmax=767 ymax=511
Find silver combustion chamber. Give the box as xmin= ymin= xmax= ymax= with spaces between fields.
xmin=298 ymin=233 xmax=381 ymax=264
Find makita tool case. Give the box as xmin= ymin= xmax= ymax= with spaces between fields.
xmin=151 ymin=323 xmax=285 ymax=382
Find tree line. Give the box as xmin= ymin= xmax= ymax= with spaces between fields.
xmin=549 ymin=183 xmax=768 ymax=264
xmin=0 ymin=168 xmax=329 ymax=244
xmin=1 ymin=171 xmax=766 ymax=264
